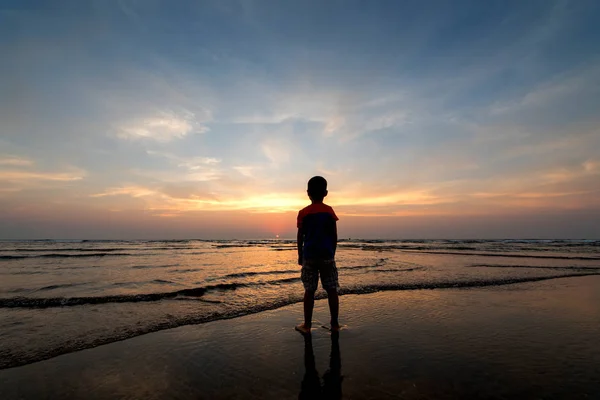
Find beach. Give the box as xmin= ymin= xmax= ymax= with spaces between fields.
xmin=2 ymin=239 xmax=600 ymax=370
xmin=1 ymin=274 xmax=599 ymax=399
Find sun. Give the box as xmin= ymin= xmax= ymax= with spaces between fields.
xmin=275 ymin=234 xmax=280 ymax=238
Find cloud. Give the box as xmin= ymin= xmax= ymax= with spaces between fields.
xmin=489 ymin=64 xmax=600 ymax=117
xmin=131 ymin=168 xmax=222 ymax=183
xmin=90 ymin=186 xmax=155 ymax=198
xmin=261 ymin=140 xmax=290 ymax=166
xmin=540 ymin=159 xmax=600 ymax=184
xmin=363 ymin=111 xmax=411 ymax=132
xmin=233 ymin=165 xmax=261 ymax=178
xmin=158 ymin=183 xmax=218 ymax=201
xmin=142 ymin=151 xmax=223 ymax=182
xmin=0 ymin=170 xmax=84 ymax=182
xmin=0 ymin=155 xmax=34 ymax=167
xmin=583 ymin=160 xmax=599 ymax=173
xmin=0 ymin=154 xmax=85 ymax=196
xmin=89 ymin=183 xmax=305 ymax=214
xmin=323 ymin=115 xmax=345 ymax=136
xmin=0 ymin=168 xmax=85 ymax=197
xmin=116 ymin=111 xmax=208 ymax=142
xmin=146 ymin=151 xmax=221 ymax=168
xmin=229 ymin=113 xmax=297 ymax=125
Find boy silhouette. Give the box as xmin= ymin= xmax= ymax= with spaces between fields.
xmin=295 ymin=176 xmax=340 ymax=334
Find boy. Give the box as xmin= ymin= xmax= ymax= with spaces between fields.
xmin=295 ymin=176 xmax=340 ymax=334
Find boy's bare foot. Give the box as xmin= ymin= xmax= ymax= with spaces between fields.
xmin=321 ymin=323 xmax=343 ymax=332
xmin=295 ymin=323 xmax=312 ymax=335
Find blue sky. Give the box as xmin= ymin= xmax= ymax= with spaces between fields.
xmin=1 ymin=0 xmax=599 ymax=239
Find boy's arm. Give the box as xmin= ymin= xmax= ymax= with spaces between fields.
xmin=332 ymin=220 xmax=338 ymax=256
xmin=297 ymin=227 xmax=304 ymax=265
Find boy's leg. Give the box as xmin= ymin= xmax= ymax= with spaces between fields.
xmin=297 ymin=261 xmax=318 ymax=334
xmin=325 ymin=289 xmax=339 ymax=329
xmin=303 ymin=289 xmax=315 ymax=327
xmin=321 ymin=260 xmax=340 ymax=330
xmin=295 ymin=289 xmax=315 ymax=334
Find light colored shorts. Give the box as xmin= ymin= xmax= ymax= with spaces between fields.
xmin=301 ymin=259 xmax=339 ymax=292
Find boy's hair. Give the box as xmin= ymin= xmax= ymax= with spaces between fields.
xmin=307 ymin=176 xmax=328 ymax=201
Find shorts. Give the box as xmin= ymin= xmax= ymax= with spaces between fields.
xmin=301 ymin=259 xmax=339 ymax=292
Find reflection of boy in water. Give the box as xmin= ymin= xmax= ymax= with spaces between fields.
xmin=299 ymin=333 xmax=343 ymax=400
xmin=322 ymin=333 xmax=342 ymax=399
xmin=296 ymin=176 xmax=340 ymax=334
xmin=299 ymin=335 xmax=321 ymax=399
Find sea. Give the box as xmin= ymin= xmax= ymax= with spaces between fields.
xmin=1 ymin=238 xmax=599 ymax=370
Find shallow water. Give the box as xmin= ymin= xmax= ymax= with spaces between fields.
xmin=1 ymin=277 xmax=599 ymax=399
xmin=1 ymin=239 xmax=599 ymax=369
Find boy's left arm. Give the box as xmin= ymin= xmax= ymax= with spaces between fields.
xmin=332 ymin=220 xmax=338 ymax=256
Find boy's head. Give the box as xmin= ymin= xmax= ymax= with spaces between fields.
xmin=307 ymin=176 xmax=328 ymax=202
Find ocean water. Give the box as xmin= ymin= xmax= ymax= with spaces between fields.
xmin=1 ymin=239 xmax=599 ymax=370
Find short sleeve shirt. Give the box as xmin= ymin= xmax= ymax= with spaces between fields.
xmin=297 ymin=203 xmax=339 ymax=260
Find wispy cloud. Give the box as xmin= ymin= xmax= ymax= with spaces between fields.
xmin=115 ymin=111 xmax=208 ymax=142
xmin=261 ymin=140 xmax=290 ymax=167
xmin=0 ymin=155 xmax=34 ymax=167
xmin=90 ymin=186 xmax=155 ymax=198
xmin=146 ymin=150 xmax=221 ymax=168
xmin=0 ymin=171 xmax=83 ymax=181
xmin=489 ymin=64 xmax=600 ymax=116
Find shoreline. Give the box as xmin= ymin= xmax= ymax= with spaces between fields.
xmin=2 ymin=272 xmax=600 ymax=371
xmin=1 ymin=275 xmax=599 ymax=399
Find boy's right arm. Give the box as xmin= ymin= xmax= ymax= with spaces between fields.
xmin=297 ymin=227 xmax=304 ymax=265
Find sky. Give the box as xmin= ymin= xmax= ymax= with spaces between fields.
xmin=1 ymin=0 xmax=599 ymax=239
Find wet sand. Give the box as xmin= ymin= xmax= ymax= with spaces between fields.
xmin=1 ymin=275 xmax=600 ymax=399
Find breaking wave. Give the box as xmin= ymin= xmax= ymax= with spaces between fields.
xmin=0 ymin=253 xmax=136 ymax=260
xmin=1 ymin=273 xmax=598 ymax=370
xmin=2 ymin=272 xmax=597 ymax=310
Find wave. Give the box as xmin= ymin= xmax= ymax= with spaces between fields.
xmin=0 ymin=282 xmax=246 ymax=309
xmin=36 ymin=283 xmax=91 ymax=291
xmin=246 ymin=240 xmax=295 ymax=245
xmin=214 ymin=260 xmax=393 ymax=279
xmin=367 ymin=268 xmax=423 ymax=273
xmin=338 ymin=273 xmax=600 ymax=294
xmin=131 ymin=264 xmax=180 ymax=269
xmin=3 ymin=271 xmax=598 ymax=310
xmin=339 ymin=258 xmax=388 ymax=270
xmin=269 ymin=276 xmax=301 ymax=284
xmin=339 ymin=242 xmax=600 ymax=254
xmin=2 ymin=272 xmax=599 ymax=370
xmin=4 ymin=282 xmax=92 ymax=294
xmin=372 ymin=249 xmax=600 ymax=260
xmin=469 ymin=264 xmax=600 ymax=271
xmin=0 ymin=270 xmax=46 ymax=275
xmin=144 ymin=240 xmax=192 ymax=244
xmin=427 ymin=251 xmax=600 ymax=260
xmin=0 ymin=253 xmax=135 ymax=260
xmin=213 ymin=244 xmax=257 ymax=249
xmin=220 ymin=269 xmax=299 ymax=279
xmin=80 ymin=240 xmax=128 ymax=243
xmin=7 ymin=248 xmax=142 ymax=252
xmin=2 ymin=246 xmax=191 ymax=254
xmin=151 ymin=279 xmax=176 ymax=285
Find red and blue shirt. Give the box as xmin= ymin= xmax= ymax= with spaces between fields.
xmin=297 ymin=202 xmax=339 ymax=260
